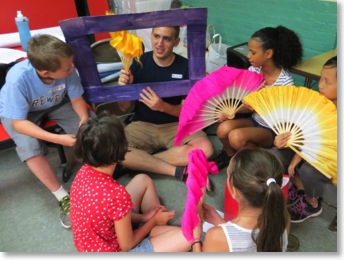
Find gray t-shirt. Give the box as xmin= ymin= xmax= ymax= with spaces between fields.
xmin=0 ymin=59 xmax=84 ymax=120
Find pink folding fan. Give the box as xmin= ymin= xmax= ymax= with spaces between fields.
xmin=175 ymin=66 xmax=264 ymax=145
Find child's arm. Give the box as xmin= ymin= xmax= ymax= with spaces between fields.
xmin=70 ymin=96 xmax=90 ymax=126
xmin=115 ymin=208 xmax=175 ymax=251
xmin=115 ymin=211 xmax=156 ymax=252
xmin=288 ymin=154 xmax=302 ymax=177
xmin=131 ymin=206 xmax=162 ymax=223
xmin=12 ymin=119 xmax=77 ymax=146
xmin=202 ymin=203 xmax=226 ymax=226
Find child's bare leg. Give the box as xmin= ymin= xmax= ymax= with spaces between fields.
xmin=149 ymin=226 xmax=190 ymax=252
xmin=125 ymin=174 xmax=160 ymax=213
xmin=217 ymin=118 xmax=253 ymax=156
xmin=290 ymin=174 xmax=304 ymax=190
xmin=26 ymin=155 xmax=61 ymax=192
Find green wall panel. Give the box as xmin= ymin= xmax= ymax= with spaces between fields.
xmin=183 ymin=0 xmax=337 ymax=87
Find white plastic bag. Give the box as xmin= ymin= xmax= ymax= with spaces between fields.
xmin=173 ymin=26 xmax=188 ymax=58
xmin=206 ymin=34 xmax=230 ymax=74
xmin=206 ymin=24 xmax=216 ymax=50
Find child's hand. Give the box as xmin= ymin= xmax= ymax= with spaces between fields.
xmin=274 ymin=132 xmax=292 ymax=149
xmin=141 ymin=206 xmax=165 ymax=223
xmin=202 ymin=203 xmax=225 ymax=226
xmin=288 ymin=164 xmax=296 ymax=177
xmin=79 ymin=117 xmax=89 ymax=127
xmin=154 ymin=208 xmax=175 ymax=226
xmin=58 ymin=134 xmax=77 ymax=147
xmin=217 ymin=112 xmax=229 ymax=123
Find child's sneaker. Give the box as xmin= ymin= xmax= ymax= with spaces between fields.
xmin=290 ymin=197 xmax=322 ymax=223
xmin=59 ymin=195 xmax=71 ymax=229
xmin=287 ymin=184 xmax=305 ymax=206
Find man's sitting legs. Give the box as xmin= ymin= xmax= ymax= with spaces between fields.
xmin=122 ymin=121 xmax=214 ymax=182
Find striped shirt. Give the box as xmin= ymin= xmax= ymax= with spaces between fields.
xmin=248 ymin=66 xmax=294 ymax=127
xmin=219 ymin=221 xmax=288 ymax=252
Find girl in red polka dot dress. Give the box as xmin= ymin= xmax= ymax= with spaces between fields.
xmin=70 ymin=112 xmax=192 ymax=252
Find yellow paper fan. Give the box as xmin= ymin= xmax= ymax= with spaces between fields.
xmin=243 ymin=86 xmax=337 ymax=184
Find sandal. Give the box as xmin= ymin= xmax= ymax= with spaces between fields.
xmin=176 ymin=166 xmax=215 ymax=192
xmin=206 ymin=178 xmax=215 ymax=192
xmin=175 ymin=166 xmax=188 ymax=182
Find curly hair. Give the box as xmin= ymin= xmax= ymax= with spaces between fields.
xmin=251 ymin=25 xmax=303 ymax=69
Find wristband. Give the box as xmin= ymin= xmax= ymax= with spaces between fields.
xmin=192 ymin=238 xmax=202 ymax=243
xmin=191 ymin=239 xmax=203 ymax=250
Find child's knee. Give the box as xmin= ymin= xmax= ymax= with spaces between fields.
xmin=134 ymin=173 xmax=153 ymax=186
xmin=216 ymin=122 xmax=232 ymax=139
xmin=228 ymin=130 xmax=246 ymax=149
xmin=200 ymin=138 xmax=214 ymax=158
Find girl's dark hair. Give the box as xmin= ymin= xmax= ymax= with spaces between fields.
xmin=74 ymin=112 xmax=128 ymax=167
xmin=323 ymin=56 xmax=337 ymax=68
xmin=228 ymin=147 xmax=287 ymax=252
xmin=251 ymin=25 xmax=303 ymax=69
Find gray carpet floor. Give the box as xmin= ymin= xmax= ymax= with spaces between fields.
xmin=0 ymin=133 xmax=338 ymax=253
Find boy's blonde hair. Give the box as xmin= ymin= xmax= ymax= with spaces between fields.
xmin=27 ymin=34 xmax=74 ymax=72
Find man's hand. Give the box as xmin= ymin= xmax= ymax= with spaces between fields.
xmin=118 ymin=69 xmax=133 ymax=85
xmin=139 ymin=86 xmax=164 ymax=112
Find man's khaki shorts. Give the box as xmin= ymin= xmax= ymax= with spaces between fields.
xmin=125 ymin=121 xmax=207 ymax=154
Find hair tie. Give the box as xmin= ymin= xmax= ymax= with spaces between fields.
xmin=266 ymin=178 xmax=276 ymax=186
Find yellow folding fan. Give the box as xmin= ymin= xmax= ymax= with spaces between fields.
xmin=243 ymin=86 xmax=337 ymax=184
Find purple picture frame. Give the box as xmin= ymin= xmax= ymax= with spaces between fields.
xmin=59 ymin=7 xmax=207 ymax=104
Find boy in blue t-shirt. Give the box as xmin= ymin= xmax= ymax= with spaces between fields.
xmin=0 ymin=34 xmax=91 ymax=229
